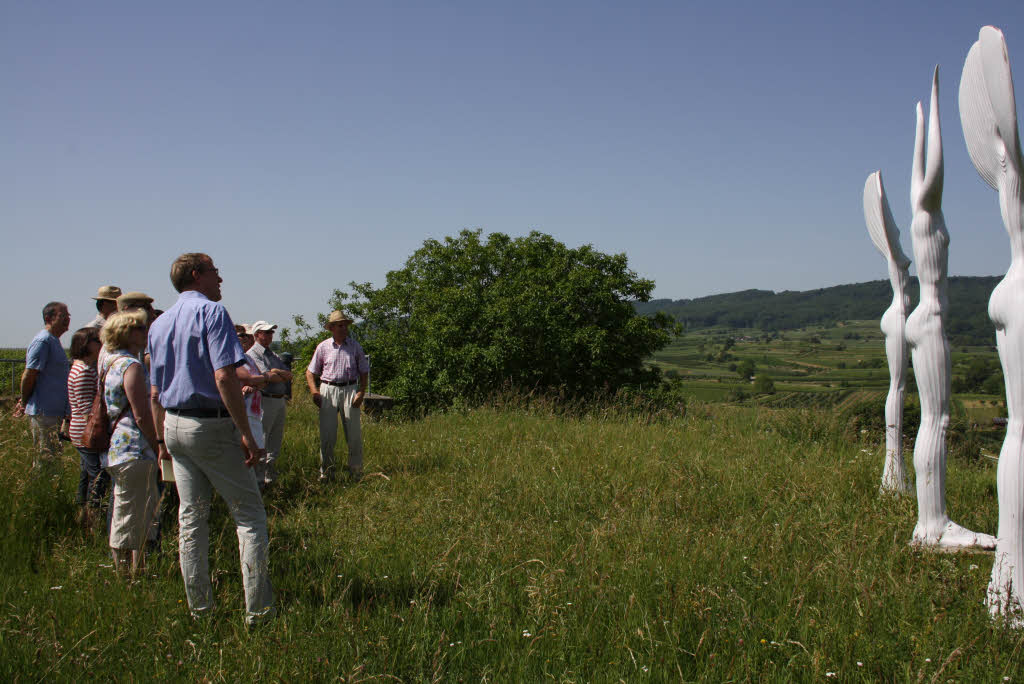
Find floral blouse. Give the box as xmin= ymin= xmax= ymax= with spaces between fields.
xmin=100 ymin=351 xmax=156 ymax=468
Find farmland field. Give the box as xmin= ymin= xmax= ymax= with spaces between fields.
xmin=649 ymin=321 xmax=1004 ymax=418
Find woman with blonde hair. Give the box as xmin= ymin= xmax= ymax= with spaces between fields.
xmin=99 ymin=310 xmax=160 ymax=574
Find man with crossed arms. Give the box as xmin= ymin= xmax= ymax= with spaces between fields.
xmin=246 ymin=321 xmax=292 ymax=490
xmin=148 ymin=252 xmax=274 ymax=625
xmin=305 ymin=310 xmax=368 ymax=482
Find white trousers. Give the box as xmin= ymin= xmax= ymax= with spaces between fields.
xmin=257 ymin=396 xmax=286 ymax=485
xmin=318 ymin=383 xmax=362 ymax=478
xmin=164 ymin=412 xmax=275 ymax=624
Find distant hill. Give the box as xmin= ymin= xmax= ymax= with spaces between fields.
xmin=636 ymin=276 xmax=1001 ymax=345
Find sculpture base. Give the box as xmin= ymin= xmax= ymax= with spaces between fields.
xmin=911 ymin=520 xmax=996 ymax=552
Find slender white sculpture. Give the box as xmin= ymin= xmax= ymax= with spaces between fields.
xmin=959 ymin=25 xmax=1024 ymax=620
xmin=863 ymin=172 xmax=913 ymax=494
xmin=906 ymin=67 xmax=997 ymax=551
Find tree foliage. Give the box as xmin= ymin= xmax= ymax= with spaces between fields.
xmin=327 ymin=230 xmax=678 ymax=415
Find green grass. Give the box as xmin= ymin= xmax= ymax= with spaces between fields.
xmin=1 ymin=390 xmax=1021 ymax=681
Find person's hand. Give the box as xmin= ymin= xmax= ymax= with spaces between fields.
xmin=158 ymin=443 xmax=171 ymax=461
xmin=240 ymin=433 xmax=265 ymax=468
xmin=352 ymin=390 xmax=365 ymax=409
xmin=311 ymin=391 xmax=322 ymax=408
xmin=242 ymin=385 xmax=254 ymax=396
xmin=13 ymin=400 xmax=25 ymax=418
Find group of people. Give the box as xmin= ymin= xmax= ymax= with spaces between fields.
xmin=14 ymin=253 xmax=369 ymax=626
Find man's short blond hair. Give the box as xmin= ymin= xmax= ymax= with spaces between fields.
xmin=101 ymin=310 xmax=149 ymax=351
xmin=170 ymin=252 xmax=212 ymax=293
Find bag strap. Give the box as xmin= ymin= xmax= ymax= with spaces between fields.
xmin=100 ymin=356 xmax=133 ymax=430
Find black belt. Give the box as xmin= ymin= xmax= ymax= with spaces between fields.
xmin=167 ymin=407 xmax=230 ymax=418
xmin=323 ymin=379 xmax=356 ymax=387
xmin=261 ymin=392 xmax=286 ymax=398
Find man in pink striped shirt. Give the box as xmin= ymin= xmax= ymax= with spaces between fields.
xmin=305 ymin=310 xmax=369 ymax=482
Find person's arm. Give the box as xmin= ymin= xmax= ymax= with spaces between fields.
xmin=352 ymin=372 xmax=369 ymax=408
xmin=215 ymin=365 xmax=264 ymax=467
xmin=15 ymin=368 xmax=39 ymax=417
xmin=236 ymin=364 xmax=268 ymax=391
xmin=150 ymin=385 xmax=170 ymax=461
xmin=305 ymin=368 xmax=322 ymax=407
xmin=124 ymin=363 xmax=159 ymax=451
xmin=265 ymin=367 xmax=293 ymax=383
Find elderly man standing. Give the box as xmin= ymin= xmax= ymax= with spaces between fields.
xmin=15 ymin=302 xmax=72 ymax=471
xmin=148 ymin=253 xmax=274 ymax=625
xmin=305 ymin=311 xmax=368 ymax=482
xmin=87 ymin=286 xmax=121 ymax=329
xmin=246 ymin=321 xmax=292 ymax=490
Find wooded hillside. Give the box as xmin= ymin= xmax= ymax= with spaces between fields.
xmin=636 ymin=276 xmax=1000 ymax=345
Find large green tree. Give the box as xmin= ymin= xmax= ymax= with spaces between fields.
xmin=329 ymin=229 xmax=677 ymax=415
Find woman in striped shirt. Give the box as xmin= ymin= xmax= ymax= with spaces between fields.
xmin=68 ymin=327 xmax=109 ymax=525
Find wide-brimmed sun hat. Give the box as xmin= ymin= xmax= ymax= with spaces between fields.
xmin=92 ymin=285 xmax=122 ymax=301
xmin=116 ymin=291 xmax=154 ymax=311
xmin=327 ymin=310 xmax=354 ymax=326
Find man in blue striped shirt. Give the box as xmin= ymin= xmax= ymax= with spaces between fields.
xmin=149 ymin=252 xmax=274 ymax=626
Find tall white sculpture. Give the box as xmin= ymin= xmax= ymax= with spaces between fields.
xmin=863 ymin=172 xmax=913 ymax=494
xmin=906 ymin=67 xmax=997 ymax=551
xmin=959 ymin=25 xmax=1024 ymax=620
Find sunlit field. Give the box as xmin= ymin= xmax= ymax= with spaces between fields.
xmin=1 ymin=383 xmax=1020 ymax=681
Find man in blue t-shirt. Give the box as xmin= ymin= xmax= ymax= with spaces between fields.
xmin=15 ymin=301 xmax=71 ymax=470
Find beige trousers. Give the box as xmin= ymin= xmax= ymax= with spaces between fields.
xmin=107 ymin=459 xmax=158 ymax=550
xmin=29 ymin=415 xmax=62 ymax=471
xmin=318 ymin=383 xmax=362 ymax=478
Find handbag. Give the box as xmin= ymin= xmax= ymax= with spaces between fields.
xmin=81 ymin=362 xmax=129 ymax=452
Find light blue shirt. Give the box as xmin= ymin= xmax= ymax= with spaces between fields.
xmin=148 ymin=291 xmax=245 ymax=410
xmin=25 ymin=329 xmax=70 ymax=417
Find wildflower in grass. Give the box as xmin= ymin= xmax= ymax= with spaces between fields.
xmin=826 ymin=672 xmax=836 ymax=678
xmin=857 ymin=662 xmax=863 ymax=667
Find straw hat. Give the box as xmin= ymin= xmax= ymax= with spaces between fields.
xmin=116 ymin=291 xmax=154 ymax=311
xmin=92 ymin=285 xmax=122 ymax=301
xmin=327 ymin=310 xmax=354 ymax=326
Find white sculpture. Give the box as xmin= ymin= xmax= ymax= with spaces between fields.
xmin=905 ymin=67 xmax=997 ymax=551
xmin=863 ymin=172 xmax=913 ymax=494
xmin=959 ymin=25 xmax=1024 ymax=620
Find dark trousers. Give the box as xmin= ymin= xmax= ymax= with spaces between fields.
xmin=75 ymin=446 xmax=110 ymax=507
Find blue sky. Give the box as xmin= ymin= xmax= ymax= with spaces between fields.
xmin=3 ymin=1 xmax=1023 ymax=346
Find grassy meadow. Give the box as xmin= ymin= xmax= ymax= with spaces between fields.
xmin=1 ymin=378 xmax=1021 ymax=681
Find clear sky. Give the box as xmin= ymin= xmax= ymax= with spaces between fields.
xmin=3 ymin=1 xmax=1024 ymax=346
